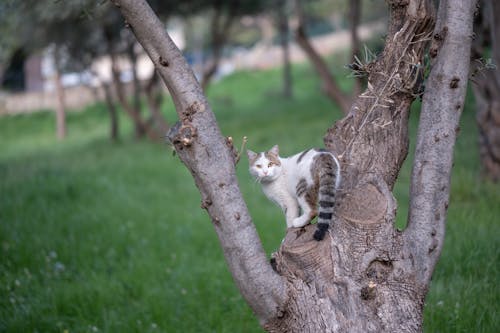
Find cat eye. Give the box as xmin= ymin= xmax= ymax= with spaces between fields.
xmin=256 ymin=164 xmax=262 ymax=168
xmin=268 ymin=162 xmax=274 ymax=167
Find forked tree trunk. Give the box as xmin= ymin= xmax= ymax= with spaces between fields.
xmin=113 ymin=0 xmax=475 ymax=331
xmin=471 ymin=0 xmax=500 ymax=182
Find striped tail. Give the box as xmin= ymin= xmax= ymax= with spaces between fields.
xmin=313 ymin=153 xmax=341 ymax=241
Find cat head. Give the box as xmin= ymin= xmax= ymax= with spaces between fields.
xmin=247 ymin=145 xmax=282 ymax=182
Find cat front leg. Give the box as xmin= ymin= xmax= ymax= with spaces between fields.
xmin=291 ymin=197 xmax=316 ymax=228
xmin=284 ymin=201 xmax=300 ymax=228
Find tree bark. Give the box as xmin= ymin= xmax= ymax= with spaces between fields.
xmin=113 ymin=0 xmax=475 ymax=331
xmin=471 ymin=0 xmax=500 ymax=182
xmin=294 ymin=0 xmax=352 ymax=114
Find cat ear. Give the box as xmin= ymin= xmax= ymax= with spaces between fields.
xmin=269 ymin=145 xmax=279 ymax=156
xmin=247 ymin=149 xmax=258 ymax=161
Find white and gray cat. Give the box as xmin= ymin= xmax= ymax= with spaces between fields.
xmin=247 ymin=145 xmax=341 ymax=241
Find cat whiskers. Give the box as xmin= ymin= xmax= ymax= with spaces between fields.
xmin=253 ymin=177 xmax=262 ymax=184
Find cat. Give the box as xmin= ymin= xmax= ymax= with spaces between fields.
xmin=247 ymin=145 xmax=341 ymax=241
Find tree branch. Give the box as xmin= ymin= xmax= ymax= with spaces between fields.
xmin=112 ymin=0 xmax=287 ymax=324
xmin=405 ymin=0 xmax=476 ymax=285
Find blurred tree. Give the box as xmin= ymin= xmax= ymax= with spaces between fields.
xmin=471 ymin=0 xmax=500 ymax=182
xmin=294 ymin=0 xmax=352 ymax=114
xmin=115 ymin=0 xmax=475 ymax=331
xmin=0 ymin=0 xmax=94 ymax=139
xmin=53 ymin=46 xmax=67 ymax=140
xmin=199 ymin=0 xmax=268 ymax=91
xmin=0 ymin=0 xmax=176 ymax=141
xmin=276 ymin=0 xmax=294 ymax=98
xmin=294 ymin=0 xmax=380 ymax=114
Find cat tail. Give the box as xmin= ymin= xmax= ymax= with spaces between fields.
xmin=313 ymin=152 xmax=341 ymax=241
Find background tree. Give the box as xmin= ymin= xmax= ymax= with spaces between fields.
xmin=0 ymin=0 xmax=174 ymax=141
xmin=294 ymin=0 xmax=386 ymax=114
xmin=471 ymin=0 xmax=500 ymax=182
xmin=276 ymin=0 xmax=294 ymax=98
xmin=199 ymin=0 xmax=268 ymax=91
xmin=294 ymin=0 xmax=352 ymax=114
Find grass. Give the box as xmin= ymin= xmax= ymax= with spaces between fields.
xmin=0 ymin=64 xmax=499 ymax=332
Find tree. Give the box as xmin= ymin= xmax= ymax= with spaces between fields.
xmin=471 ymin=0 xmax=500 ymax=182
xmin=0 ymin=0 xmax=173 ymax=142
xmin=276 ymin=0 xmax=294 ymax=98
xmin=294 ymin=0 xmax=352 ymax=114
xmin=113 ymin=0 xmax=475 ymax=331
xmin=198 ymin=0 xmax=268 ymax=91
xmin=53 ymin=46 xmax=67 ymax=140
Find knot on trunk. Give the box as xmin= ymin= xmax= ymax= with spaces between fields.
xmin=166 ymin=121 xmax=197 ymax=148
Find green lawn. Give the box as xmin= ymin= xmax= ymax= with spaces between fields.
xmin=0 ymin=65 xmax=498 ymax=332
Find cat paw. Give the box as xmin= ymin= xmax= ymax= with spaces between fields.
xmin=292 ymin=217 xmax=309 ymax=228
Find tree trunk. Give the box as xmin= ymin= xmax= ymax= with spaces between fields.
xmin=113 ymin=0 xmax=475 ymax=331
xmin=471 ymin=0 xmax=500 ymax=182
xmin=278 ymin=0 xmax=293 ymax=98
xmin=294 ymin=0 xmax=352 ymax=114
xmin=53 ymin=47 xmax=67 ymax=140
xmin=102 ymin=82 xmax=120 ymax=141
xmin=89 ymin=68 xmax=120 ymax=142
